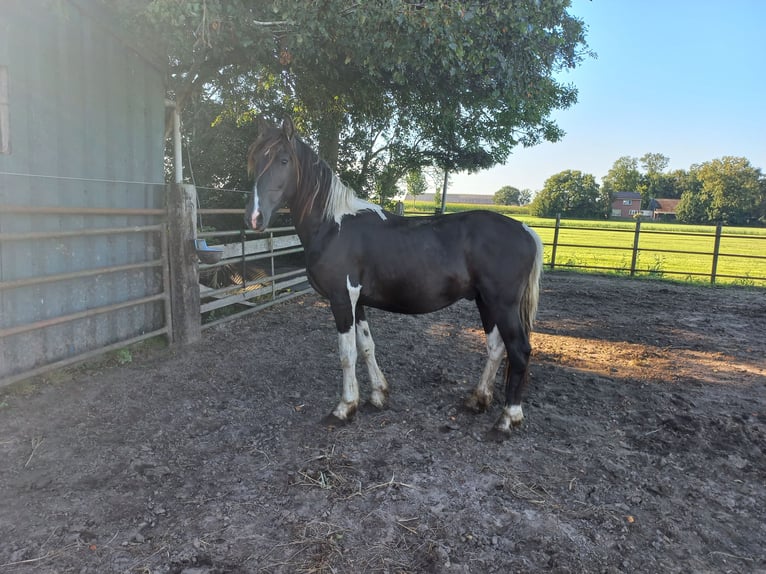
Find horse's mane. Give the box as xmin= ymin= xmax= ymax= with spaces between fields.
xmin=248 ymin=128 xmax=385 ymax=226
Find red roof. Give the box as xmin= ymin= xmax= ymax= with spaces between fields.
xmin=654 ymin=199 xmax=680 ymax=213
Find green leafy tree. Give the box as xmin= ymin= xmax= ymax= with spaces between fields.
xmin=601 ymin=156 xmax=641 ymax=199
xmin=405 ymin=169 xmax=428 ymax=204
xmin=678 ymin=157 xmax=764 ymax=224
xmin=493 ymin=185 xmax=522 ymax=205
xmin=638 ymin=152 xmax=671 ymax=203
xmin=675 ymin=189 xmax=707 ymax=223
xmin=530 ymin=170 xmax=600 ymax=218
xmin=519 ymin=188 xmax=533 ymax=206
xmin=640 ymin=152 xmax=670 ymax=175
xmin=663 ymin=168 xmax=699 ymax=199
xmin=115 ymin=1 xmax=591 ymax=204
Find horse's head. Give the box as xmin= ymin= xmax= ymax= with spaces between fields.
xmin=245 ymin=117 xmax=299 ymax=232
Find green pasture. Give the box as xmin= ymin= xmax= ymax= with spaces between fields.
xmin=401 ymin=201 xmax=766 ymax=287
xmin=404 ymin=199 xmax=527 ymax=216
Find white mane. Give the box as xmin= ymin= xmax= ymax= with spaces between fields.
xmin=322 ymin=173 xmax=387 ymax=226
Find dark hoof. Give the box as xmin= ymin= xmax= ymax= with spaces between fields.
xmin=485 ymin=427 xmax=512 ymax=443
xmin=360 ymin=401 xmax=387 ymax=414
xmin=320 ymin=413 xmax=352 ymax=428
xmin=463 ymin=395 xmax=490 ymax=414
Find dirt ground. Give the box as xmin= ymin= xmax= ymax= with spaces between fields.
xmin=1 ymin=272 xmax=764 ymax=574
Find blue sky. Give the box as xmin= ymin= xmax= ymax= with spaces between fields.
xmin=450 ymin=0 xmax=766 ymax=196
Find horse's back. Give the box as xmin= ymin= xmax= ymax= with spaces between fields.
xmin=309 ymin=210 xmax=537 ymax=314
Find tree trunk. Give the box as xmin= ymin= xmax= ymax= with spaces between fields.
xmin=318 ymin=118 xmax=340 ymax=171
xmin=440 ymin=168 xmax=449 ymax=214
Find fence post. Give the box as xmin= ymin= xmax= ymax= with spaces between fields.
xmin=630 ymin=219 xmax=641 ymax=276
xmin=166 ymin=183 xmax=201 ymax=344
xmin=550 ymin=214 xmax=561 ymax=269
xmin=240 ymin=229 xmax=247 ymax=289
xmin=711 ymin=222 xmax=723 ymax=284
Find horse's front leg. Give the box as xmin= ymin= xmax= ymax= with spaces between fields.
xmin=327 ymin=278 xmax=363 ymax=422
xmin=355 ymin=305 xmax=388 ymax=409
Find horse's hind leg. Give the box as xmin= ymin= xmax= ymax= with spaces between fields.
xmin=493 ymin=313 xmax=532 ymax=434
xmin=355 ymin=305 xmax=389 ymax=408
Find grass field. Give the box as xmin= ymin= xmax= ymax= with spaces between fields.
xmin=402 ymin=200 xmax=766 ymax=287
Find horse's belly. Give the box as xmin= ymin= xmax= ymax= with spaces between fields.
xmin=361 ymin=275 xmax=473 ymax=315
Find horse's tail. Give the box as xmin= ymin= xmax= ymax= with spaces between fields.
xmin=520 ymin=223 xmax=544 ymax=336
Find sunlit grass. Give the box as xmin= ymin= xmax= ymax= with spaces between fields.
xmin=401 ymin=202 xmax=766 ymax=287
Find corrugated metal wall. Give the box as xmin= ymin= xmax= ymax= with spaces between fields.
xmin=0 ymin=0 xmax=168 ymax=382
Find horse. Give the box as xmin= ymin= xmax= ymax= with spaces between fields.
xmin=244 ymin=117 xmax=543 ymax=437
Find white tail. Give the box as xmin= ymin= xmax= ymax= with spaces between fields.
xmin=520 ymin=224 xmax=544 ymax=336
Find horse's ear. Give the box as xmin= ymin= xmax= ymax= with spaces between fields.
xmin=281 ymin=116 xmax=295 ymax=141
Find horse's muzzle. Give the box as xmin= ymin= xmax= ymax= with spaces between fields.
xmin=249 ymin=209 xmax=265 ymax=232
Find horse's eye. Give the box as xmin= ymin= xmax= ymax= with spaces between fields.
xmin=281 ymin=158 xmax=289 ymax=166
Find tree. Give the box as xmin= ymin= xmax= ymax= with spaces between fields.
xmin=530 ymin=170 xmax=600 ymax=218
xmin=664 ymin=168 xmax=699 ymax=199
xmin=493 ymin=185 xmax=522 ymax=206
xmin=640 ymin=152 xmax=669 ymax=175
xmin=116 ymin=1 xmax=591 ymax=203
xmin=675 ymin=189 xmax=707 ymax=224
xmin=601 ymin=156 xmax=641 ymax=197
xmin=405 ymin=169 xmax=428 ymax=204
xmin=637 ymin=152 xmax=672 ymax=203
xmin=676 ymin=157 xmax=764 ymax=224
xmin=519 ymin=189 xmax=533 ymax=206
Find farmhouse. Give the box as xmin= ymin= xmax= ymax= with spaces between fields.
xmin=610 ymin=191 xmax=642 ymax=218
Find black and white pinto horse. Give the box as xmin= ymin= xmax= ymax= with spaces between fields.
xmin=245 ymin=117 xmax=543 ymax=436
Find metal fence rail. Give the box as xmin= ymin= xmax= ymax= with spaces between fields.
xmin=0 ymin=202 xmax=172 ymax=387
xmin=196 ymin=208 xmax=312 ymax=329
xmin=538 ymin=215 xmax=766 ymax=285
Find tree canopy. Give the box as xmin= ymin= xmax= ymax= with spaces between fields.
xmin=530 ymin=170 xmax=601 ymax=218
xmin=676 ymin=157 xmax=764 ymax=225
xmin=113 ymin=1 xmax=591 ymax=202
xmin=493 ymin=185 xmax=522 ymax=206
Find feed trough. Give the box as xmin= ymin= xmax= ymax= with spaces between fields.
xmin=194 ymin=239 xmax=224 ymax=264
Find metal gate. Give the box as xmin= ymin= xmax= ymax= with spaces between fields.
xmin=195 ymin=199 xmax=312 ymax=329
xmin=0 ymin=180 xmax=171 ymax=387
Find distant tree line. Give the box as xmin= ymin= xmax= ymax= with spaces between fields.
xmin=509 ymin=153 xmax=765 ymax=225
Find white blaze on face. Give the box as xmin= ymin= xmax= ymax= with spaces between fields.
xmin=250 ymin=186 xmax=261 ymax=229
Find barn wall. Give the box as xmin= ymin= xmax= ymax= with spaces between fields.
xmin=0 ymin=0 xmax=168 ymax=382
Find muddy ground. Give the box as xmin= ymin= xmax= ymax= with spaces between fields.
xmin=0 ymin=272 xmax=764 ymax=573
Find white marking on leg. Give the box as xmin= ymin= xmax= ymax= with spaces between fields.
xmin=467 ymin=326 xmax=503 ymax=410
xmin=356 ymin=319 xmax=388 ymax=408
xmin=494 ymin=404 xmax=524 ymax=433
xmin=332 ymin=277 xmax=362 ymax=420
xmin=509 ymin=404 xmax=524 ymax=424
xmin=334 ymin=329 xmax=358 ymax=419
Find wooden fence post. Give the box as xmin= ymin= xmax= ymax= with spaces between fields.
xmin=711 ymin=222 xmax=723 ymax=284
xmin=550 ymin=214 xmax=561 ymax=269
xmin=630 ymin=219 xmax=641 ymax=276
xmin=166 ymin=183 xmax=201 ymax=344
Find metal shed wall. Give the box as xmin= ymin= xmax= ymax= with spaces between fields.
xmin=0 ymin=0 xmax=168 ymax=382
